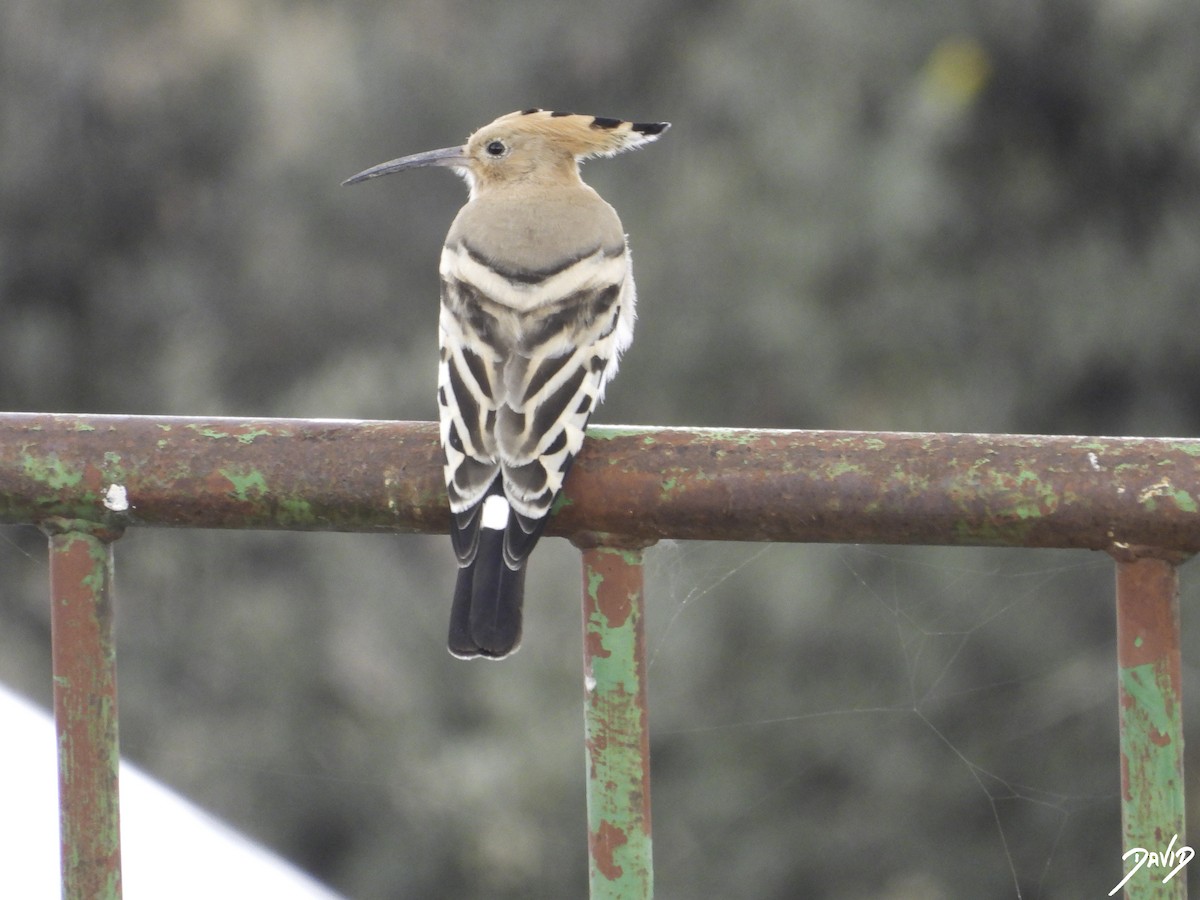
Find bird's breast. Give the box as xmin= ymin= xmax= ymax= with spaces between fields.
xmin=443 ymin=187 xmax=626 ymax=276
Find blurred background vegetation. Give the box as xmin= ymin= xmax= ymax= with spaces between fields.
xmin=3 ymin=0 xmax=1200 ymax=896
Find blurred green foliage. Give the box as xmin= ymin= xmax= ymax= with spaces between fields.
xmin=2 ymin=1 xmax=1200 ymax=896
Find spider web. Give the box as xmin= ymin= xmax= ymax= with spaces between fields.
xmin=641 ymin=540 xmax=1200 ymax=898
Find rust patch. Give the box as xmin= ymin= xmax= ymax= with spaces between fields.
xmin=204 ymin=469 xmax=239 ymax=496
xmin=48 ymin=527 xmax=123 ymax=895
xmin=584 ymin=628 xmax=610 ymax=660
xmin=81 ymin=461 xmax=107 ymax=494
xmin=1115 ymin=557 xmax=1181 ymax=676
xmin=590 ymin=819 xmax=628 ymax=881
xmin=1149 ymin=728 xmax=1172 ymax=747
xmin=590 ymin=552 xmax=635 ymax=629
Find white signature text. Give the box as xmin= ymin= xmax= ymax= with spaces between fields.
xmin=1110 ymin=833 xmax=1194 ymax=895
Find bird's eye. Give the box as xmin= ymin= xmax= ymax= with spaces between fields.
xmin=485 ymin=140 xmax=507 ymax=158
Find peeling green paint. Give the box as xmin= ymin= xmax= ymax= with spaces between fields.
xmin=828 ymin=460 xmax=863 ymax=478
xmin=192 ymin=426 xmax=233 ymax=440
xmin=1120 ymin=658 xmax=1185 ymax=882
xmin=1138 ymin=482 xmax=1199 ymax=514
xmin=1169 ymin=490 xmax=1197 ymax=513
xmin=23 ymin=454 xmax=83 ymax=490
xmin=277 ymin=496 xmax=315 ymax=523
xmin=1122 ymin=663 xmax=1178 ymax=741
xmin=219 ymin=468 xmax=269 ymax=500
xmin=583 ymin=546 xmax=653 ymax=898
xmin=1008 ymin=496 xmax=1047 ymax=520
xmin=189 ymin=424 xmax=277 ymax=443
xmin=586 ymin=566 xmax=604 ymax=604
xmin=962 ymin=465 xmax=1064 ymax=522
xmin=1115 ymin=557 xmax=1185 ymax=898
xmin=234 ymin=428 xmax=274 ymax=444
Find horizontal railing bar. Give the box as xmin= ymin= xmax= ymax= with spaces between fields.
xmin=1 ymin=413 xmax=1198 ymax=553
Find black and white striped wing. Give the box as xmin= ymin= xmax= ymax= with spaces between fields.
xmin=438 ymin=240 xmax=634 ymax=567
xmin=437 ymin=276 xmax=503 ymax=565
xmin=497 ymin=250 xmax=632 ymax=519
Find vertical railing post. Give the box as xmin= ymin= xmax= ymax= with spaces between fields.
xmin=1112 ymin=550 xmax=1189 ymax=899
xmin=44 ymin=519 xmax=124 ymax=900
xmin=578 ymin=539 xmax=654 ymax=899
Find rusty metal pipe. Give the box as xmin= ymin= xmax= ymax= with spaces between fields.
xmin=579 ymin=542 xmax=653 ymax=899
xmin=45 ymin=519 xmax=123 ymax=900
xmin=1112 ymin=552 xmax=1187 ymax=899
xmin=2 ymin=414 xmax=1199 ymax=553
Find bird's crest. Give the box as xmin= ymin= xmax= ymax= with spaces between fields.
xmin=470 ymin=109 xmax=670 ymax=160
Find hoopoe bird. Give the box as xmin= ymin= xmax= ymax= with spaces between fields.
xmin=344 ymin=109 xmax=669 ymax=659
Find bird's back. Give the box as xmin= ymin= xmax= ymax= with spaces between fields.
xmin=343 ymin=108 xmax=667 ymax=659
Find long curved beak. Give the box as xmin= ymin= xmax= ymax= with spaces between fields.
xmin=342 ymin=145 xmax=468 ymax=186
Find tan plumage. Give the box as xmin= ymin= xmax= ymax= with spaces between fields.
xmin=345 ymin=109 xmax=669 ymax=659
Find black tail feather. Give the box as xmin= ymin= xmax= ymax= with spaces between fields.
xmin=469 ymin=526 xmax=527 ymax=656
xmin=448 ymin=472 xmax=561 ymax=660
xmin=447 ymin=526 xmax=527 ymax=659
xmin=447 ymin=562 xmax=479 ymax=658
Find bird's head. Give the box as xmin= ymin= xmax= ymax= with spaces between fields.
xmin=343 ymin=109 xmax=669 ymax=196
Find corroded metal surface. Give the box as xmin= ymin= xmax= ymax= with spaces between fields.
xmin=5 ymin=412 xmax=1200 ymax=900
xmin=0 ymin=414 xmax=445 ymax=534
xmin=1114 ymin=556 xmax=1187 ymax=899
xmin=581 ymin=545 xmax=652 ymax=899
xmin=46 ymin=519 xmax=123 ymax=900
xmin=2 ymin=413 xmax=1199 ymax=552
xmin=569 ymin=428 xmax=1200 ymax=552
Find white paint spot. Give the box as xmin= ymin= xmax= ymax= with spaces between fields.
xmin=1087 ymin=451 xmax=1101 ymax=471
xmin=382 ymin=469 xmax=399 ymax=511
xmin=584 ymin=675 xmax=597 ymax=693
xmin=481 ymin=494 xmax=510 ymax=530
xmin=103 ymin=483 xmax=129 ymax=512
xmin=1139 ymin=477 xmax=1174 ymax=504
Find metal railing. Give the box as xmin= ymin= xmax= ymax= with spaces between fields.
xmin=1 ymin=412 xmax=1197 ymax=899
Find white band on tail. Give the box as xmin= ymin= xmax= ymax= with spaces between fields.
xmin=481 ymin=494 xmax=511 ymax=530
